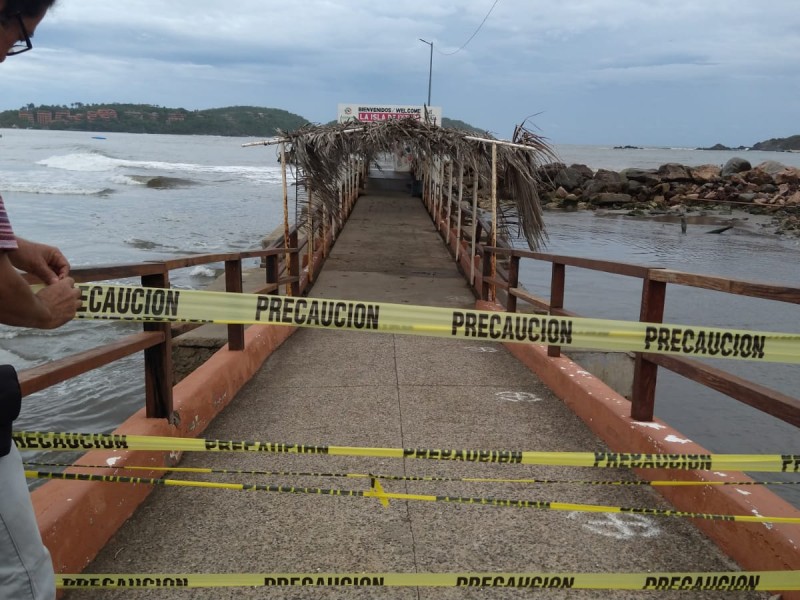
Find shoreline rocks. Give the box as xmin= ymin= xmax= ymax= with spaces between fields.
xmin=538 ymin=157 xmax=800 ymax=236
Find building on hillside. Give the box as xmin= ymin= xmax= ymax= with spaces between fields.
xmin=166 ymin=113 xmax=185 ymax=123
xmin=18 ymin=111 xmax=33 ymax=123
xmin=36 ymin=111 xmax=52 ymax=125
xmin=96 ymin=108 xmax=118 ymax=120
xmin=54 ymin=110 xmax=70 ymax=121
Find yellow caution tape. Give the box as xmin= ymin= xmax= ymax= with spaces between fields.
xmin=14 ymin=431 xmax=800 ymax=473
xmin=24 ymin=462 xmax=800 ymax=486
xmin=57 ymin=570 xmax=800 ymax=590
xmin=75 ymin=284 xmax=800 ymax=363
xmin=25 ymin=470 xmax=800 ymax=524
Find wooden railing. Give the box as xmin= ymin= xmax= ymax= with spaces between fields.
xmin=422 ymin=170 xmax=800 ymax=429
xmin=18 ymin=160 xmax=364 ymax=421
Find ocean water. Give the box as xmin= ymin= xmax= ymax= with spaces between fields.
xmin=1 ymin=130 xmax=797 ymax=503
xmin=1 ymin=129 xmax=287 ymax=436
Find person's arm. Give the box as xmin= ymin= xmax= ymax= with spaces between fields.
xmin=0 ymin=251 xmax=81 ymax=329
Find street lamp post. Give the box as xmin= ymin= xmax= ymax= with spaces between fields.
xmin=419 ymin=38 xmax=433 ymax=106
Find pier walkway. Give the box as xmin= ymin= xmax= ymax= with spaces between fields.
xmin=78 ymin=181 xmax=764 ymax=599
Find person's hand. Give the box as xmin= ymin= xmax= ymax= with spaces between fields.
xmin=9 ymin=238 xmax=70 ymax=284
xmin=34 ymin=278 xmax=82 ymax=329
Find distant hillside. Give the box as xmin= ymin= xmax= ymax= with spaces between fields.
xmin=751 ymin=135 xmax=800 ymax=152
xmin=0 ymin=103 xmax=310 ymax=136
xmin=441 ymin=117 xmax=486 ymax=135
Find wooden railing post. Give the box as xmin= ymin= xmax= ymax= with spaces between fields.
xmin=506 ymin=255 xmax=520 ymax=313
xmin=265 ymin=254 xmax=278 ymax=292
xmin=631 ymin=273 xmax=667 ymax=421
xmin=481 ymin=247 xmax=493 ymax=301
xmin=141 ymin=270 xmax=173 ymax=419
xmin=289 ymin=230 xmax=300 ymax=297
xmin=548 ymin=263 xmax=565 ymax=357
xmin=225 ymin=258 xmax=244 ymax=351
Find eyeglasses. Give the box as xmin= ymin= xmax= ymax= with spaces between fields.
xmin=6 ymin=13 xmax=32 ymax=56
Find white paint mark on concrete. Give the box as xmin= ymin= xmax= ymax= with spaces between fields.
xmin=664 ymin=434 xmax=691 ymax=444
xmin=632 ymin=422 xmax=666 ymax=430
xmin=106 ymin=456 xmax=120 ymax=467
xmin=735 ymin=489 xmax=751 ymax=496
xmin=567 ymin=512 xmax=661 ymax=540
xmin=713 ymin=472 xmax=730 ymax=478
xmin=495 ymin=391 xmax=542 ymax=403
xmin=465 ymin=346 xmax=498 ymax=353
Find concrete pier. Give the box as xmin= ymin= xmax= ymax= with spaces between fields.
xmin=71 ymin=183 xmax=769 ymax=599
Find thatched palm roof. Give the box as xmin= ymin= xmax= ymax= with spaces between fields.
xmin=277 ymin=118 xmax=557 ymax=250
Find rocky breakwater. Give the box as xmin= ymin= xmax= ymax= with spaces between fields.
xmin=539 ymin=158 xmax=800 ymax=235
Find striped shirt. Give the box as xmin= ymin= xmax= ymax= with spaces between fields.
xmin=0 ymin=194 xmax=18 ymax=250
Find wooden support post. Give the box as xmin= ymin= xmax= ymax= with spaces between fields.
xmin=547 ymin=263 xmax=565 ymax=357
xmin=345 ymin=161 xmax=349 ymax=212
xmin=631 ymin=275 xmax=667 ymax=421
xmin=280 ymin=142 xmax=291 ymax=297
xmin=142 ymin=271 xmax=173 ymax=419
xmin=455 ymin=161 xmax=464 ymax=259
xmin=481 ymin=247 xmax=493 ymax=302
xmin=289 ymin=229 xmax=300 ymax=298
xmin=307 ymin=186 xmax=315 ymax=282
xmin=446 ymin=158 xmax=453 ymax=241
xmin=225 ymin=259 xmax=244 ymax=351
xmin=470 ymin=163 xmax=479 ymax=286
xmin=265 ymin=254 xmax=278 ymax=291
xmin=322 ymin=200 xmax=329 ymax=258
xmin=438 ymin=159 xmax=445 ymax=226
xmin=507 ymin=255 xmax=520 ymax=313
xmin=490 ymin=143 xmax=497 ymax=302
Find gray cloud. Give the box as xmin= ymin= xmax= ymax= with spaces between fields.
xmin=4 ymin=0 xmax=798 ymax=145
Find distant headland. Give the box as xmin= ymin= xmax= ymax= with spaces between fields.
xmin=696 ymin=137 xmax=800 ymax=152
xmin=0 ymin=103 xmax=484 ymax=137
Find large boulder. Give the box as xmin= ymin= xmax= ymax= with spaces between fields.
xmin=554 ymin=166 xmax=590 ymax=191
xmin=742 ymin=167 xmax=775 ymax=186
xmin=569 ymin=164 xmax=595 ymax=179
xmin=721 ymin=157 xmax=752 ymax=177
xmin=538 ymin=162 xmax=567 ymax=186
xmin=656 ymin=163 xmax=692 ymax=181
xmin=620 ymin=168 xmax=659 ymax=186
xmin=755 ymin=160 xmax=788 ymax=175
xmin=774 ymin=167 xmax=800 ymax=185
xmin=583 ymin=169 xmax=625 ymax=195
xmin=689 ymin=164 xmax=721 ymax=184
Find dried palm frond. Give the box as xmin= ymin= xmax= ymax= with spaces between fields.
xmin=275 ymin=118 xmax=556 ymax=250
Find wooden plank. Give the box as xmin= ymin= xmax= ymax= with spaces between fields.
xmin=645 ymin=353 xmax=800 ymax=428
xmin=483 ymin=247 xmax=655 ymax=278
xmin=65 ymin=263 xmax=166 ymax=284
xmin=649 ymin=269 xmax=800 ymax=304
xmin=18 ymin=332 xmax=164 ymax=397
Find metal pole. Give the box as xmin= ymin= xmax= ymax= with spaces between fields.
xmin=419 ymin=39 xmax=433 ymax=106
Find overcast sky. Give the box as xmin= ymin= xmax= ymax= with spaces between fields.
xmin=4 ymin=0 xmax=799 ymax=146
